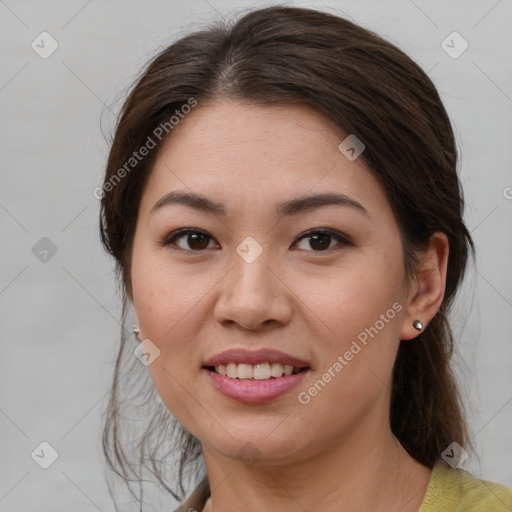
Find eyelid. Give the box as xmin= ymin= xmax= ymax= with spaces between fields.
xmin=158 ymin=227 xmax=217 ymax=250
xmin=296 ymin=228 xmax=351 ymax=246
xmin=159 ymin=227 xmax=351 ymax=252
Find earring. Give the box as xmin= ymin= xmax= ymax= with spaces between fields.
xmin=413 ymin=320 xmax=423 ymax=331
xmin=133 ymin=325 xmax=141 ymax=342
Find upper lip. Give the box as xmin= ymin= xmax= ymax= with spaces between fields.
xmin=203 ymin=348 xmax=310 ymax=368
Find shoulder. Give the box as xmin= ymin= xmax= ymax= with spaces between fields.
xmin=419 ymin=459 xmax=512 ymax=511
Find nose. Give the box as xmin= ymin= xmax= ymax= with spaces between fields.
xmin=213 ymin=251 xmax=293 ymax=332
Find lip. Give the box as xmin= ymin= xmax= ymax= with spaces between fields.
xmin=202 ymin=348 xmax=310 ymax=368
xmin=204 ymin=367 xmax=311 ymax=403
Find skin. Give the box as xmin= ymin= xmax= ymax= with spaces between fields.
xmin=130 ymin=99 xmax=449 ymax=512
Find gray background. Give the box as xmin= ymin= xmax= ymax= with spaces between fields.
xmin=1 ymin=0 xmax=511 ymax=510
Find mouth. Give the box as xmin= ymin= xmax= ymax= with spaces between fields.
xmin=201 ymin=348 xmax=311 ymax=402
xmin=203 ymin=364 xmax=311 ymax=403
xmin=204 ymin=363 xmax=310 ymax=380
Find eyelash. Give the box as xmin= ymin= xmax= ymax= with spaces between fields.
xmin=158 ymin=228 xmax=351 ymax=253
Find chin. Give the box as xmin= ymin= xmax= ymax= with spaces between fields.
xmin=200 ymin=427 xmax=308 ymax=467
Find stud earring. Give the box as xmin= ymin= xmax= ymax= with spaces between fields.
xmin=413 ymin=320 xmax=423 ymax=331
xmin=133 ymin=325 xmax=141 ymax=342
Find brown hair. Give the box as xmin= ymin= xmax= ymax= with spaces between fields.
xmin=99 ymin=5 xmax=475 ymax=507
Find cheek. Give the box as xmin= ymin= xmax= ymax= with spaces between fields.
xmin=131 ymin=242 xmax=203 ymax=337
xmin=131 ymin=245 xmax=212 ymax=427
xmin=292 ymin=269 xmax=403 ymax=438
xmin=146 ymin=356 xmax=206 ymax=441
xmin=294 ymin=250 xmax=404 ymax=400
xmin=298 ymin=255 xmax=403 ymax=339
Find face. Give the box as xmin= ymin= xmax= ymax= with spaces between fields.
xmin=131 ymin=99 xmax=412 ymax=466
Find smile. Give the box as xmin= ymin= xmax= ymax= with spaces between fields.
xmin=210 ymin=362 xmax=305 ymax=380
xmin=203 ymin=366 xmax=311 ymax=403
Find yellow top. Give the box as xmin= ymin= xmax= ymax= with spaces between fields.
xmin=419 ymin=459 xmax=512 ymax=511
xmin=173 ymin=458 xmax=512 ymax=511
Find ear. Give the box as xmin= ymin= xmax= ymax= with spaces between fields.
xmin=400 ymin=232 xmax=449 ymax=341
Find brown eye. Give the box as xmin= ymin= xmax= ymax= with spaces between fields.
xmin=308 ymin=233 xmax=331 ymax=251
xmin=294 ymin=229 xmax=350 ymax=252
xmin=185 ymin=232 xmax=211 ymax=250
xmin=160 ymin=229 xmax=216 ymax=251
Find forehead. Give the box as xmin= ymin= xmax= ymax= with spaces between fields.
xmin=139 ymin=99 xmax=391 ymax=221
xmin=157 ymin=100 xmax=346 ymax=165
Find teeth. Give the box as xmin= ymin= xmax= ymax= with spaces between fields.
xmin=238 ymin=363 xmax=253 ymax=379
xmin=214 ymin=362 xmax=302 ymax=379
xmin=226 ymin=363 xmax=237 ymax=378
xmin=283 ymin=364 xmax=294 ymax=376
xmin=271 ymin=363 xmax=283 ymax=378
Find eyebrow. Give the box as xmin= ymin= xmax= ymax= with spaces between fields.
xmin=150 ymin=191 xmax=369 ymax=218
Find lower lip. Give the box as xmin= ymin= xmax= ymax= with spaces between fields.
xmin=204 ymin=368 xmax=310 ymax=403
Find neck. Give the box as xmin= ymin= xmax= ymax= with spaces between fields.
xmin=201 ymin=423 xmax=432 ymax=512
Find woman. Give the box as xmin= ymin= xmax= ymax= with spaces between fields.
xmin=99 ymin=6 xmax=512 ymax=511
